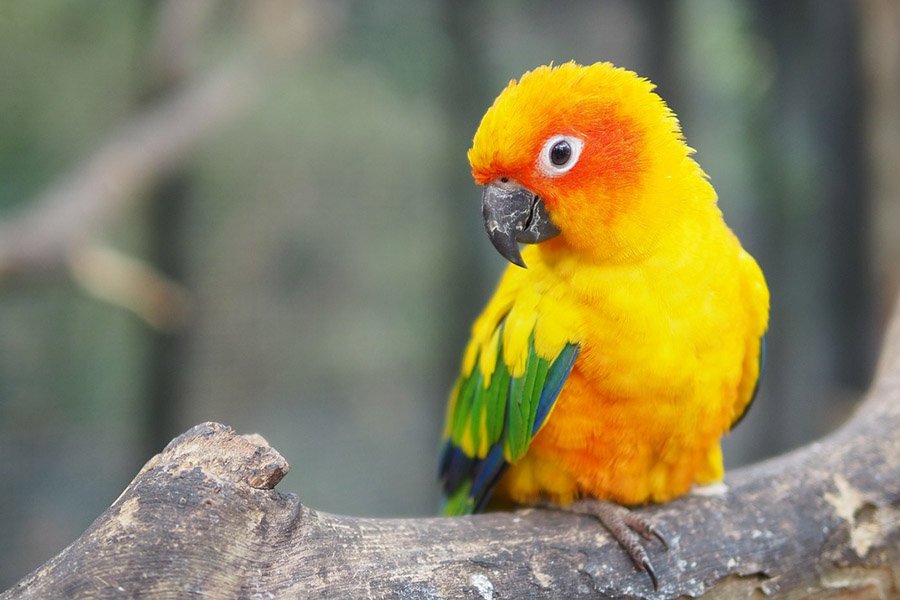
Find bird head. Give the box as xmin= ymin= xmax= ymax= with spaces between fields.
xmin=468 ymin=61 xmax=710 ymax=267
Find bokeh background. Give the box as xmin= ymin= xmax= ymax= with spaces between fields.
xmin=1 ymin=0 xmax=898 ymax=588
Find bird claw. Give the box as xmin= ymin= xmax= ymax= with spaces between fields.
xmin=624 ymin=507 xmax=670 ymax=549
xmin=567 ymin=499 xmax=668 ymax=591
xmin=641 ymin=557 xmax=659 ymax=591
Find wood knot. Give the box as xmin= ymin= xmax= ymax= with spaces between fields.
xmin=144 ymin=422 xmax=290 ymax=490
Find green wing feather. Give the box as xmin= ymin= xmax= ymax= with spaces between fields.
xmin=439 ymin=317 xmax=579 ymax=514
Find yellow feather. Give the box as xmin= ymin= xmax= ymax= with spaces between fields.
xmin=478 ymin=327 xmax=501 ymax=387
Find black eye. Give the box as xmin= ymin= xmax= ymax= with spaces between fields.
xmin=549 ymin=140 xmax=572 ymax=166
xmin=539 ymin=135 xmax=583 ymax=176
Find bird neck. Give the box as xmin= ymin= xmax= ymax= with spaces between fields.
xmin=539 ymin=159 xmax=718 ymax=268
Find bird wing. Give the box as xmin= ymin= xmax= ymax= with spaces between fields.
xmin=729 ymin=250 xmax=770 ymax=430
xmin=439 ymin=313 xmax=578 ymax=516
xmin=729 ymin=334 xmax=765 ymax=430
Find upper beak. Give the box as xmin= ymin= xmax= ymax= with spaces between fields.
xmin=481 ymin=183 xmax=560 ymax=268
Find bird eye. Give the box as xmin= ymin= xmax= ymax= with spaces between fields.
xmin=538 ymin=135 xmax=584 ymax=176
xmin=550 ymin=140 xmax=571 ymax=165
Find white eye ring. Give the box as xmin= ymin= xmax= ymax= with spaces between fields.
xmin=538 ymin=135 xmax=584 ymax=177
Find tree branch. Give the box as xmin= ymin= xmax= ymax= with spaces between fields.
xmin=3 ymin=295 xmax=897 ymax=599
xmin=0 ymin=0 xmax=338 ymax=283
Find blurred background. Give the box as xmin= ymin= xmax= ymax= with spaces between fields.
xmin=1 ymin=0 xmax=898 ymax=587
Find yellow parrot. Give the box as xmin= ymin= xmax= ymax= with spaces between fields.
xmin=438 ymin=61 xmax=769 ymax=588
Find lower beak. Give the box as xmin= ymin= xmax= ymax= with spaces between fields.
xmin=481 ymin=183 xmax=560 ymax=268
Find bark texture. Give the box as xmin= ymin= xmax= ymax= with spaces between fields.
xmin=4 ymin=303 xmax=900 ymax=599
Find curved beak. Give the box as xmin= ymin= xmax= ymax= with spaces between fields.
xmin=481 ymin=183 xmax=560 ymax=268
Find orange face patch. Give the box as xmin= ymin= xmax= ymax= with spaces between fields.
xmin=468 ymin=62 xmax=690 ymax=258
xmin=468 ymin=63 xmax=653 ymax=209
xmin=529 ymin=111 xmax=645 ymax=215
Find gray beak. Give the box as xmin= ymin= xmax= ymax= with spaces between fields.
xmin=481 ymin=183 xmax=560 ymax=268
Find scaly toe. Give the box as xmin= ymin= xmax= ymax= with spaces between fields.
xmin=566 ymin=499 xmax=666 ymax=591
xmin=623 ymin=509 xmax=670 ymax=549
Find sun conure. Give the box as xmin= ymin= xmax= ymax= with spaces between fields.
xmin=438 ymin=61 xmax=769 ymax=588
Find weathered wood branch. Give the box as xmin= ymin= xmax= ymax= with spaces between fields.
xmin=5 ymin=301 xmax=899 ymax=599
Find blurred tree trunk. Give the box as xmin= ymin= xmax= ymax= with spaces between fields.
xmin=144 ymin=173 xmax=191 ymax=454
xmin=436 ymin=0 xmax=493 ymax=400
xmin=812 ymin=3 xmax=874 ymax=391
xmin=860 ymin=0 xmax=900 ymax=324
xmin=635 ymin=0 xmax=680 ymax=113
xmin=752 ymin=0 xmax=874 ymax=450
xmin=137 ymin=0 xmax=213 ymax=456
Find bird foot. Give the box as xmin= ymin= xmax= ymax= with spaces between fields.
xmin=566 ymin=499 xmax=669 ymax=591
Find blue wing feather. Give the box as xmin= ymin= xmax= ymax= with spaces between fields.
xmin=532 ymin=344 xmax=579 ymax=435
xmin=471 ymin=445 xmax=507 ymax=512
xmin=438 ymin=443 xmax=475 ymax=497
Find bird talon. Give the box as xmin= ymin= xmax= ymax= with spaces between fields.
xmin=623 ymin=509 xmax=669 ymax=548
xmin=565 ymin=500 xmax=667 ymax=590
xmin=650 ymin=525 xmax=670 ymax=550
xmin=641 ymin=557 xmax=659 ymax=591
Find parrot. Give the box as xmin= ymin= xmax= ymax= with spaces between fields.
xmin=438 ymin=61 xmax=769 ymax=588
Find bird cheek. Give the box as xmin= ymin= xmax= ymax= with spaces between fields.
xmin=528 ymin=179 xmax=564 ymax=211
xmin=533 ymin=186 xmax=570 ymax=233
